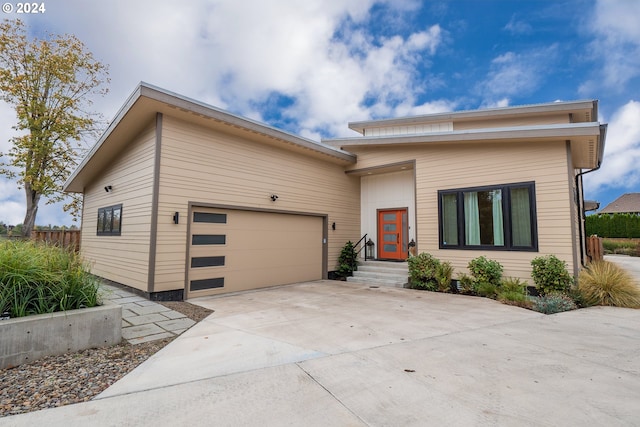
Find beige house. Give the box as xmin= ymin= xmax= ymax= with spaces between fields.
xmin=64 ymin=83 xmax=606 ymax=300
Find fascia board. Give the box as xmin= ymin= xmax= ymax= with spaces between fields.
xmin=327 ymin=122 xmax=603 ymax=148
xmin=348 ymin=100 xmax=596 ymax=134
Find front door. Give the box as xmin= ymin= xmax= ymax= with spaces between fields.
xmin=377 ymin=208 xmax=408 ymax=260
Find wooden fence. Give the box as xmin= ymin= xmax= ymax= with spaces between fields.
xmin=586 ymin=235 xmax=603 ymax=262
xmin=32 ymin=229 xmax=81 ymax=251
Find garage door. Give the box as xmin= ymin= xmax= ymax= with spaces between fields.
xmin=187 ymin=207 xmax=324 ymax=298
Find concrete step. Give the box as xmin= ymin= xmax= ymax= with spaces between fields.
xmin=352 ymin=270 xmax=408 ymax=281
xmin=348 ymin=260 xmax=409 ymax=288
xmin=358 ymin=260 xmax=408 ymax=270
xmin=355 ymin=265 xmax=408 ymax=276
xmin=346 ymin=276 xmax=407 ymax=288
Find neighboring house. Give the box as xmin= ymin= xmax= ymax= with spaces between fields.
xmin=598 ymin=193 xmax=640 ymax=215
xmin=64 ymin=83 xmax=607 ymax=300
xmin=584 ymin=200 xmax=600 ymax=212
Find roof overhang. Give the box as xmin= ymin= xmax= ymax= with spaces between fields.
xmin=64 ymin=83 xmax=356 ymax=193
xmin=348 ymin=100 xmax=598 ymax=135
xmin=325 ymin=122 xmax=606 ymax=169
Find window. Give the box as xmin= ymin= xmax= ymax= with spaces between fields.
xmin=193 ymin=212 xmax=227 ymax=223
xmin=97 ymin=204 xmax=122 ymax=236
xmin=192 ymin=235 xmax=226 ymax=245
xmin=438 ymin=182 xmax=537 ymax=251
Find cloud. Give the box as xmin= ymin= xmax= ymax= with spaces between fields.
xmin=482 ymin=98 xmax=510 ymax=109
xmin=477 ymin=45 xmax=559 ymax=105
xmin=0 ymin=180 xmax=23 ymax=225
xmin=504 ymin=15 xmax=533 ymax=35
xmin=583 ymin=100 xmax=640 ymax=194
xmin=5 ymin=0 xmax=447 ymax=224
xmin=26 ymin=0 xmax=443 ymax=137
xmin=581 ymin=0 xmax=640 ymax=92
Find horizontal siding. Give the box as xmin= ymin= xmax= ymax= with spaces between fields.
xmin=360 ymin=113 xmax=571 ymax=137
xmin=81 ymin=125 xmax=156 ymax=291
xmin=154 ymin=116 xmax=360 ymax=293
xmin=349 ymin=140 xmax=574 ymax=283
xmin=454 ymin=113 xmax=570 ymax=131
xmin=365 ymin=122 xmax=452 ymax=136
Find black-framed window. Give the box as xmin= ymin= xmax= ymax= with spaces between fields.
xmin=438 ymin=182 xmax=537 ymax=251
xmin=97 ymin=204 xmax=122 ymax=236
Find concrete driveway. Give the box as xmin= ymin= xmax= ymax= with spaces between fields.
xmin=2 ymin=280 xmax=639 ymax=426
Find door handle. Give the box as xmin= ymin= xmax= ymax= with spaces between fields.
xmin=397 ymin=233 xmax=399 ymax=244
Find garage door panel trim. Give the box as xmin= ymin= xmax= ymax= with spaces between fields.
xmin=185 ymin=202 xmax=329 ymax=298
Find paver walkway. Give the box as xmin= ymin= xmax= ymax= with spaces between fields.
xmin=99 ymin=283 xmax=195 ymax=344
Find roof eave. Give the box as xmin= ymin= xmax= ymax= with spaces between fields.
xmin=64 ymin=84 xmax=145 ymax=193
xmin=347 ymin=100 xmax=597 ymax=133
xmin=64 ymin=83 xmax=356 ymax=193
xmin=326 ymin=122 xmax=603 ymax=149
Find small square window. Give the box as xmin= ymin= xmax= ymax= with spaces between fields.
xmin=97 ymin=204 xmax=123 ymax=236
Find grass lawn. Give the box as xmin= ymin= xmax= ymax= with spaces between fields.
xmin=603 ymin=238 xmax=640 ymax=256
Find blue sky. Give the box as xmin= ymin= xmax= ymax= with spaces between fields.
xmin=1 ymin=0 xmax=639 ymax=226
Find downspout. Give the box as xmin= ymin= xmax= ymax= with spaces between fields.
xmin=575 ymin=123 xmax=607 ymax=267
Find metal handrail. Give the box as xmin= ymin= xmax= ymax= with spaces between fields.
xmin=354 ymin=233 xmax=369 ymax=261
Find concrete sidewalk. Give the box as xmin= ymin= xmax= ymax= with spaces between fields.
xmin=2 ymin=280 xmax=639 ymax=426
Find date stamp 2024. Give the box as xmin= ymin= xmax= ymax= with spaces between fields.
xmin=2 ymin=2 xmax=46 ymax=14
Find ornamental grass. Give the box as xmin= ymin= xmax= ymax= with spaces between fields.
xmin=0 ymin=240 xmax=100 ymax=318
xmin=578 ymin=261 xmax=640 ymax=308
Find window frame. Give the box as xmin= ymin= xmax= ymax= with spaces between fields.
xmin=97 ymin=204 xmax=123 ymax=236
xmin=438 ymin=182 xmax=538 ymax=252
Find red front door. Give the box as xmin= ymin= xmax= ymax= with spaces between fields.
xmin=377 ymin=208 xmax=407 ymax=260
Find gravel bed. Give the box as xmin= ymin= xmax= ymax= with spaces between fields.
xmin=0 ymin=301 xmax=213 ymax=418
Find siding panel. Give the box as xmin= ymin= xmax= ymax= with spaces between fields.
xmin=80 ymin=125 xmax=156 ymax=291
xmin=349 ymin=140 xmax=573 ymax=283
xmin=154 ymin=116 xmax=360 ymax=293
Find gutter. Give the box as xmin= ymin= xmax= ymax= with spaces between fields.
xmin=576 ymin=123 xmax=607 ymax=267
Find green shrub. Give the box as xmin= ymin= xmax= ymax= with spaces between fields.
xmin=530 ymin=255 xmax=574 ymax=295
xmin=408 ymin=252 xmax=440 ymax=291
xmin=577 ymin=261 xmax=640 ymax=308
xmin=531 ymin=293 xmax=577 ymax=314
xmin=435 ymin=261 xmax=454 ymax=292
xmin=475 ymin=281 xmax=498 ymax=298
xmin=457 ymin=273 xmax=475 ymax=294
xmin=468 ymin=256 xmax=503 ymax=287
xmin=336 ymin=241 xmax=357 ymax=278
xmin=586 ymin=213 xmax=640 ymax=238
xmin=497 ymin=277 xmax=530 ymax=306
xmin=0 ymin=240 xmax=100 ymax=318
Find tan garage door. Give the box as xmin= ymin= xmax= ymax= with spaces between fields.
xmin=187 ymin=207 xmax=324 ymax=298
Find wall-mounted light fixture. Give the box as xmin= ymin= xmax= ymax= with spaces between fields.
xmin=332 ymin=222 xmax=336 ymax=230
xmin=104 ymin=185 xmax=113 ymax=193
xmin=366 ymin=238 xmax=375 ymax=260
xmin=270 ymin=194 xmax=279 ymax=202
xmin=173 ymin=212 xmax=179 ymax=224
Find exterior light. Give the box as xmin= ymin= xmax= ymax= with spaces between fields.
xmin=366 ymin=238 xmax=375 ymax=260
xmin=408 ymin=239 xmax=416 ymax=257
